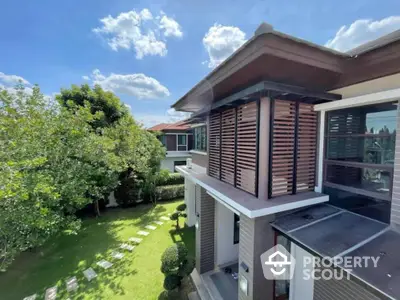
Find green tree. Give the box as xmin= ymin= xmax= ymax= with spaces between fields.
xmin=0 ymin=84 xmax=124 ymax=269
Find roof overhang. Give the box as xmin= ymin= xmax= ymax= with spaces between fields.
xmin=173 ymin=31 xmax=346 ymax=113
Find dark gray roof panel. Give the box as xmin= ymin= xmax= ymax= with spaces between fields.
xmin=290 ymin=212 xmax=387 ymax=257
xmin=273 ymin=204 xmax=341 ymax=232
xmin=345 ymin=230 xmax=400 ymax=299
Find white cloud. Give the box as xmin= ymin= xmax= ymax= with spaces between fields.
xmin=82 ymin=75 xmax=90 ymax=81
xmin=203 ymin=24 xmax=247 ymax=68
xmin=86 ymin=69 xmax=170 ymax=100
xmin=124 ymin=103 xmax=132 ymax=110
xmin=159 ymin=15 xmax=183 ymax=38
xmin=0 ymin=72 xmax=30 ymax=86
xmin=326 ymin=16 xmax=400 ymax=52
xmin=134 ymin=108 xmax=191 ymax=128
xmin=93 ymin=9 xmax=182 ymax=59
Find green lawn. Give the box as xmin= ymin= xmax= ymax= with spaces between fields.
xmin=0 ymin=199 xmax=195 ymax=300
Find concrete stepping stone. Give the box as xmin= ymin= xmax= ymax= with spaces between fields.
xmin=83 ymin=268 xmax=97 ymax=281
xmin=128 ymin=237 xmax=142 ymax=244
xmin=120 ymin=243 xmax=135 ymax=251
xmin=97 ymin=259 xmax=113 ymax=269
xmin=45 ymin=286 xmax=57 ymax=300
xmin=137 ymin=230 xmax=150 ymax=236
xmin=23 ymin=295 xmax=37 ymax=300
xmin=154 ymin=221 xmax=164 ymax=225
xmin=111 ymin=251 xmax=124 ymax=260
xmin=66 ymin=276 xmax=79 ymax=292
xmin=160 ymin=216 xmax=170 ymax=221
xmin=145 ymin=225 xmax=157 ymax=231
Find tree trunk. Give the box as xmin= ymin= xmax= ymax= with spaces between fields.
xmin=94 ymin=199 xmax=101 ymax=217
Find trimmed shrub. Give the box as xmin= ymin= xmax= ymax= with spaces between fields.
xmin=163 ymin=274 xmax=181 ymax=290
xmin=161 ymin=242 xmax=193 ymax=293
xmin=155 ymin=184 xmax=184 ymax=201
xmin=159 ymin=289 xmax=180 ymax=299
xmin=176 ymin=203 xmax=187 ymax=212
xmin=156 ymin=171 xmax=184 ymax=186
xmin=161 ymin=242 xmax=188 ymax=274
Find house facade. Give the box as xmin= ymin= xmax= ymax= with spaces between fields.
xmin=148 ymin=121 xmax=194 ymax=172
xmin=174 ymin=23 xmax=400 ymax=300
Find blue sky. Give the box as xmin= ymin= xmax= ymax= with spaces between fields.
xmin=1 ymin=0 xmax=400 ymax=127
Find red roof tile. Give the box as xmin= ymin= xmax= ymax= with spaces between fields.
xmin=148 ymin=120 xmax=190 ymax=131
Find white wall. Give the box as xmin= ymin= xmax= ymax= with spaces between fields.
xmin=215 ymin=201 xmax=239 ymax=266
xmin=160 ymin=157 xmax=187 ymax=172
xmin=289 ymin=243 xmax=314 ymax=300
xmin=330 ymin=73 xmax=400 ymax=98
xmin=184 ymin=179 xmax=196 ymax=227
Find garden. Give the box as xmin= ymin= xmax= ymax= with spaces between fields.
xmin=0 ymin=84 xmax=195 ymax=299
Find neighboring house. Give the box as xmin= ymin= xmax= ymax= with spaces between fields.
xmin=148 ymin=121 xmax=193 ymax=172
xmin=173 ymin=22 xmax=400 ymax=300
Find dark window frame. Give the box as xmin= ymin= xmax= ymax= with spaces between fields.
xmin=194 ymin=126 xmax=207 ymax=152
xmin=323 ymin=103 xmax=397 ymax=201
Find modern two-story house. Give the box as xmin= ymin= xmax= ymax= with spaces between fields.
xmin=174 ymin=22 xmax=400 ymax=300
xmin=148 ymin=121 xmax=194 ymax=172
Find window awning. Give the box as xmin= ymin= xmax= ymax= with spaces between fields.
xmin=271 ymin=204 xmax=399 ymax=299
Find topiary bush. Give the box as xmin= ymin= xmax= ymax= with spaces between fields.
xmin=170 ymin=203 xmax=187 ymax=229
xmin=155 ymin=184 xmax=184 ymax=201
xmin=163 ymin=274 xmax=181 ymax=290
xmin=160 ymin=242 xmax=194 ymax=292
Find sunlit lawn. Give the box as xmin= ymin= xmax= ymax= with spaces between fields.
xmin=0 ymin=199 xmax=195 ymax=300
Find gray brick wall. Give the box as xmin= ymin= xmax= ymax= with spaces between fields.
xmin=391 ymin=100 xmax=400 ymax=227
xmin=314 ymin=269 xmax=382 ymax=300
xmin=238 ymin=214 xmax=275 ymax=300
xmin=195 ymin=185 xmax=215 ymax=274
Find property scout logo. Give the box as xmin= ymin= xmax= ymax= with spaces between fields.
xmin=260 ymin=244 xmax=380 ymax=281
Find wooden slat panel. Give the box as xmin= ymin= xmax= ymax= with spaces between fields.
xmin=296 ymin=103 xmax=317 ymax=192
xmin=271 ymin=100 xmax=296 ymax=197
xmin=236 ymin=102 xmax=257 ymax=195
xmin=221 ymin=108 xmax=236 ymax=185
xmin=208 ymin=112 xmax=221 ymax=179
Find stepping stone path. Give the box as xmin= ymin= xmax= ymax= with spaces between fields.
xmin=23 ymin=295 xmax=37 ymax=300
xmin=120 ymin=243 xmax=135 ymax=251
xmin=128 ymin=237 xmax=142 ymax=244
xmin=137 ymin=230 xmax=150 ymax=236
xmin=45 ymin=286 xmax=57 ymax=300
xmin=111 ymin=251 xmax=124 ymax=260
xmin=160 ymin=216 xmax=170 ymax=221
xmin=83 ymin=268 xmax=97 ymax=281
xmin=97 ymin=259 xmax=113 ymax=269
xmin=145 ymin=225 xmax=157 ymax=231
xmin=66 ymin=276 xmax=79 ymax=292
xmin=154 ymin=221 xmax=164 ymax=225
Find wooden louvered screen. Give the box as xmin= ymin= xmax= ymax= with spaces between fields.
xmin=271 ymin=100 xmax=296 ymax=197
xmin=270 ymin=100 xmax=317 ymax=198
xmin=296 ymin=103 xmax=317 ymax=192
xmin=208 ymin=112 xmax=221 ymax=179
xmin=221 ymin=108 xmax=236 ymax=185
xmin=236 ymin=102 xmax=258 ymax=195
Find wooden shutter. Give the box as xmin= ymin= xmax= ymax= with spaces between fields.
xmin=296 ymin=103 xmax=317 ymax=192
xmin=236 ymin=102 xmax=257 ymax=195
xmin=208 ymin=112 xmax=221 ymax=179
xmin=221 ymin=108 xmax=236 ymax=185
xmin=271 ymin=100 xmax=296 ymax=197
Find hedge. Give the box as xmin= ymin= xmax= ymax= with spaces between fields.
xmin=156 ymin=172 xmax=184 ymax=186
xmin=155 ymin=184 xmax=184 ymax=201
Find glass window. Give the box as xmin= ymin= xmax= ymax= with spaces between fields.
xmin=233 ymin=214 xmax=240 ymax=244
xmin=178 ymin=134 xmax=187 ymax=146
xmin=274 ymin=234 xmax=290 ymax=300
xmin=194 ymin=126 xmax=207 ymax=152
xmin=159 ymin=135 xmax=167 ymax=147
xmin=324 ymin=102 xmax=397 ymax=221
xmin=173 ymin=160 xmax=186 ymax=172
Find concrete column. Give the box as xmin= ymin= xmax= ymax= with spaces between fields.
xmin=258 ymin=97 xmax=271 ymax=200
xmin=238 ymin=214 xmax=275 ymax=300
xmin=195 ymin=185 xmax=215 ymax=274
